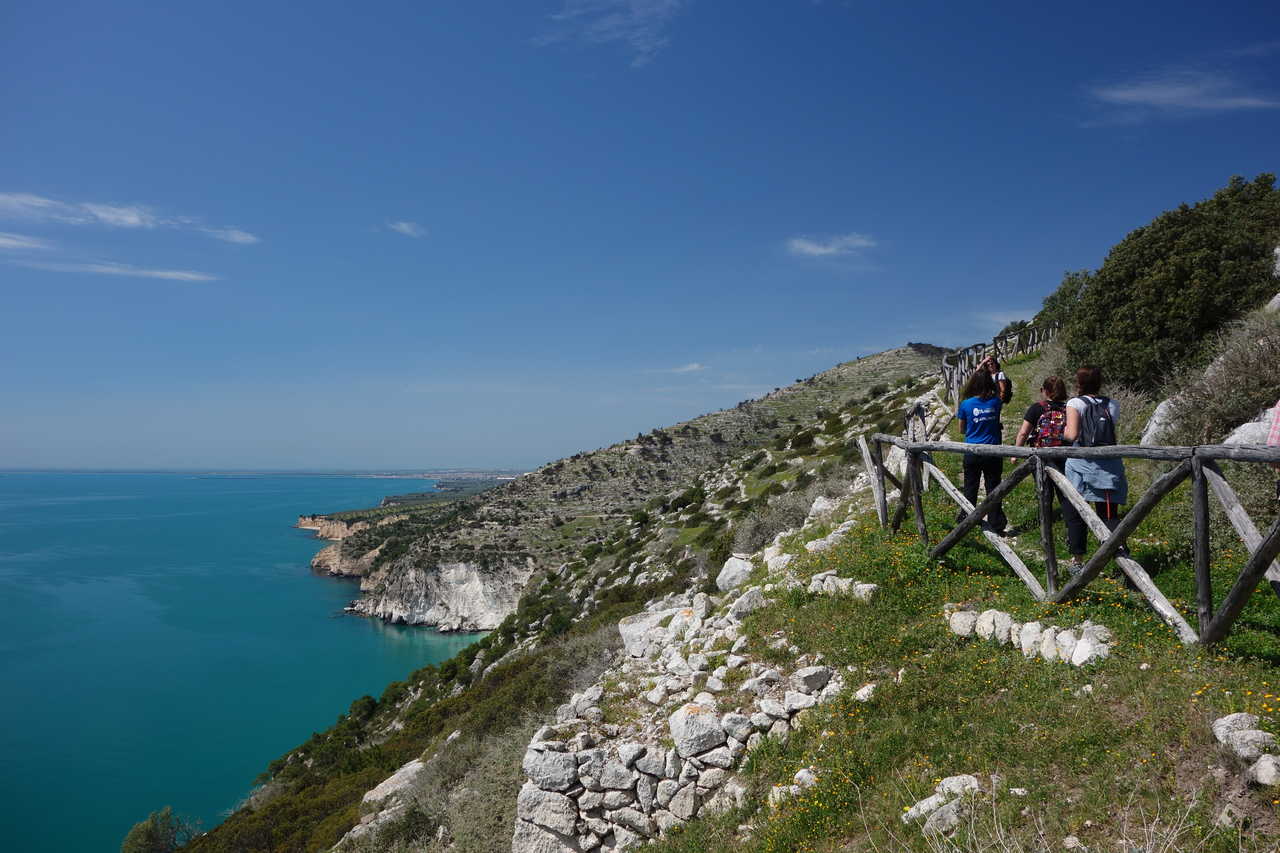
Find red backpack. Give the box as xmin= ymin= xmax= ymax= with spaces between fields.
xmin=1029 ymin=402 xmax=1068 ymax=447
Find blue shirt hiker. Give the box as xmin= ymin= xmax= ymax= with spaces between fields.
xmin=957 ymin=396 xmax=1003 ymax=445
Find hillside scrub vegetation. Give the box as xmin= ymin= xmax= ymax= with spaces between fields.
xmin=1037 ymin=173 xmax=1280 ymax=391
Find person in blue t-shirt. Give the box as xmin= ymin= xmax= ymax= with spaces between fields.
xmin=955 ymin=370 xmax=1008 ymax=534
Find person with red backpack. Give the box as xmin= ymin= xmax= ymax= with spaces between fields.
xmin=1061 ymin=365 xmax=1128 ymax=573
xmin=1015 ymin=375 xmax=1068 ymax=452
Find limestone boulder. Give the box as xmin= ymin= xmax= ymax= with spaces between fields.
xmin=669 ymin=703 xmax=727 ymax=757
xmin=717 ymin=557 xmax=754 ymax=592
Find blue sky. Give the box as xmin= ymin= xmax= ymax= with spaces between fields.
xmin=3 ymin=0 xmax=1278 ymax=470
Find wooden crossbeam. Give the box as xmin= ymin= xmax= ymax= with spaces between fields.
xmin=1201 ymin=516 xmax=1280 ymax=644
xmin=923 ymin=460 xmax=1046 ymax=600
xmin=1045 ymin=465 xmax=1199 ymax=645
xmin=1202 ymin=460 xmax=1280 ymax=589
xmin=928 ymin=458 xmax=1036 ymax=560
xmin=857 ymin=434 xmax=887 ymax=526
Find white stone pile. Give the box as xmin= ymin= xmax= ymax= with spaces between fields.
xmin=512 ymin=569 xmax=875 ymax=852
xmin=944 ymin=605 xmax=1113 ymax=667
xmin=1213 ymin=713 xmax=1280 ymax=785
xmin=806 ymin=570 xmax=878 ymax=601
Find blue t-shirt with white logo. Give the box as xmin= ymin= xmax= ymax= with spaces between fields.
xmin=957 ymin=396 xmax=1002 ymax=445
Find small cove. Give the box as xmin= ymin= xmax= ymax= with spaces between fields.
xmin=0 ymin=472 xmax=479 ymax=852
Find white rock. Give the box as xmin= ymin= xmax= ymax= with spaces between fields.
xmin=1055 ymin=630 xmax=1078 ymax=663
xmin=717 ymin=557 xmax=754 ymax=592
xmin=523 ymin=749 xmax=578 ymax=792
xmin=1018 ymin=622 xmax=1042 ymax=658
xmin=854 ymin=683 xmax=877 ymax=702
xmin=784 ymin=690 xmax=817 ymax=713
xmin=949 ymin=611 xmax=978 ymax=637
xmin=766 ymin=554 xmax=794 ymax=572
xmin=759 ymin=698 xmax=788 ymax=718
xmin=618 ymin=742 xmax=646 ymax=768
xmin=1226 ymin=729 xmax=1278 ymax=761
xmin=652 ymin=809 xmax=683 ymax=833
xmin=669 ymin=703 xmax=728 ymax=757
xmin=922 ymin=798 xmax=967 ymax=836
xmin=791 ymin=665 xmax=833 ymax=694
xmin=699 ymin=747 xmax=734 ymax=768
xmin=1039 ymin=627 xmax=1060 ymax=662
xmin=808 ymin=495 xmax=841 ymax=521
xmin=935 ymin=774 xmax=979 ymax=797
xmin=1070 ymin=634 xmax=1110 ymax=667
xmin=852 ymin=583 xmax=879 ymax=601
xmin=655 ymin=779 xmax=678 ymax=807
xmin=610 ymin=808 xmax=654 ymax=838
xmin=721 ymin=713 xmax=753 ymax=742
xmin=517 ymin=783 xmax=577 ymax=835
xmin=618 ymin=608 xmax=680 ymax=658
xmin=794 ymin=767 xmax=818 ymax=788
xmin=730 ymin=588 xmax=767 ymax=618
xmin=975 ymin=609 xmax=1001 ymax=640
xmin=1248 ymin=755 xmax=1280 ymax=786
xmin=1212 ymin=712 xmax=1260 ymax=744
xmin=805 ymin=536 xmax=835 ymax=553
xmin=361 ymin=758 xmax=426 ymax=805
xmin=511 ymin=818 xmax=576 ymax=853
xmin=901 ymin=792 xmax=948 ymax=823
xmin=668 ymin=783 xmax=698 ymax=820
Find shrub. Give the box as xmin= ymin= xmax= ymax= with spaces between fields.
xmin=121 ymin=807 xmax=195 ymax=853
xmin=1041 ymin=173 xmax=1280 ymax=391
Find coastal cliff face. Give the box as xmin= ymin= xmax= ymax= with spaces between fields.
xmin=297 ymin=513 xmax=407 ymax=541
xmin=351 ymin=557 xmax=535 ymax=631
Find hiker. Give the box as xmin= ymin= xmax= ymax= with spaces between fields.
xmin=1062 ymin=365 xmax=1128 ymax=572
xmin=1014 ymin=375 xmax=1069 ymax=453
xmin=980 ymin=354 xmax=1013 ymax=405
xmin=956 ymin=369 xmax=1008 ymax=535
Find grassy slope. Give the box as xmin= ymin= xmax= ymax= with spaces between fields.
xmin=651 ymin=351 xmax=1280 ymax=852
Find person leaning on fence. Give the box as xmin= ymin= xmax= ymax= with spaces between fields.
xmin=1062 ymin=365 xmax=1128 ymax=572
xmin=955 ymin=369 xmax=1009 ymax=535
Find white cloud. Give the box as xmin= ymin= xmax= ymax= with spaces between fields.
xmin=669 ymin=362 xmax=706 ymax=373
xmin=0 ymin=232 xmax=53 ymax=250
xmin=202 ymin=227 xmax=261 ymax=244
xmin=388 ymin=221 xmax=427 ymax=238
xmin=537 ymin=0 xmax=686 ymax=67
xmin=1090 ymin=69 xmax=1279 ymax=117
xmin=80 ymin=203 xmax=160 ymax=228
xmin=16 ymin=260 xmax=218 ymax=282
xmin=786 ymin=232 xmax=877 ymax=257
xmin=0 ymin=192 xmax=259 ymax=243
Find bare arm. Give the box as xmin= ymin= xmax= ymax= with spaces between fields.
xmin=1015 ymin=419 xmax=1033 ymax=447
xmin=1064 ymin=406 xmax=1081 ymax=442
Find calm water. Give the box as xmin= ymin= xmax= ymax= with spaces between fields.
xmin=0 ymin=472 xmax=479 ymax=852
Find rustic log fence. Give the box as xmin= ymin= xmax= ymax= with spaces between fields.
xmin=941 ymin=322 xmax=1061 ymax=404
xmin=856 ymin=434 xmax=1280 ymax=645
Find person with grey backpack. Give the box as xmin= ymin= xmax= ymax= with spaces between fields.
xmin=1061 ymin=365 xmax=1128 ymax=573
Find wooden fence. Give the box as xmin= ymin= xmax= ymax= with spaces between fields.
xmin=857 ymin=435 xmax=1280 ymax=645
xmin=941 ymin=322 xmax=1060 ymax=404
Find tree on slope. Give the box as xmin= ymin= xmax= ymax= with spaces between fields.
xmin=1037 ymin=173 xmax=1280 ymax=391
xmin=121 ymin=807 xmax=195 ymax=853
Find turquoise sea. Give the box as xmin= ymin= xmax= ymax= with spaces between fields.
xmin=0 ymin=472 xmax=479 ymax=853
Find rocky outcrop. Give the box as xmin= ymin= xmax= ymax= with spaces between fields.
xmin=945 ymin=604 xmax=1114 ymax=667
xmin=297 ymin=515 xmax=390 ymax=540
xmin=351 ymin=558 xmax=536 ymax=631
xmin=312 ymin=542 xmax=385 ymax=578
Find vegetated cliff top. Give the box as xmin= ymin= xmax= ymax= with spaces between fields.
xmin=338 ymin=344 xmax=944 ymax=619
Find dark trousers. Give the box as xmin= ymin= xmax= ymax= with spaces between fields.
xmin=961 ymin=452 xmax=1007 ymax=531
xmin=1063 ymin=496 xmax=1121 ymax=557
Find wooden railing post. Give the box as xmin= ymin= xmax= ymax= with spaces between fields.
xmin=859 ymin=434 xmax=887 ymax=527
xmin=1202 ymin=516 xmax=1280 ymax=644
xmin=1036 ymin=457 xmax=1059 ymax=597
xmin=908 ymin=451 xmax=929 ymax=547
xmin=1191 ymin=457 xmax=1213 ymax=635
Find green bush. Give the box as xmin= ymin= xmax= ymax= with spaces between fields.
xmin=1041 ymin=173 xmax=1280 ymax=391
xmin=122 ymin=807 xmax=195 ymax=853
